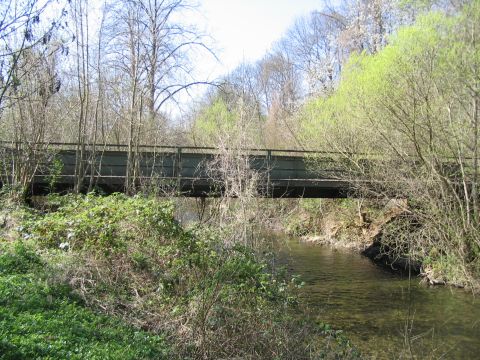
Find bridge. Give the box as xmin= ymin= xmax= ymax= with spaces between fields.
xmin=2 ymin=143 xmax=353 ymax=198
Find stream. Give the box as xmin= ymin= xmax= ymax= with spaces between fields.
xmin=277 ymin=238 xmax=480 ymax=359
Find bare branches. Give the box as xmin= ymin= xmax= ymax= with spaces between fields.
xmin=0 ymin=0 xmax=67 ymax=111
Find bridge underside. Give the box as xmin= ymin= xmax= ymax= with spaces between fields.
xmin=28 ymin=176 xmax=351 ymax=198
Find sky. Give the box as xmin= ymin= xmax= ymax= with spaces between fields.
xmin=191 ymin=0 xmax=326 ymax=79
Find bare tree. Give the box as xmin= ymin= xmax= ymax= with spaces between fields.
xmin=106 ymin=0 xmax=214 ymax=193
xmin=258 ymin=51 xmax=303 ymax=148
xmin=280 ymin=8 xmax=346 ymax=95
xmin=206 ymin=96 xmax=267 ymax=248
xmin=0 ymin=0 xmax=68 ymax=199
xmin=69 ymin=0 xmax=92 ymax=192
xmin=1 ymin=43 xmax=62 ymax=198
xmin=0 ymin=0 xmax=66 ymax=112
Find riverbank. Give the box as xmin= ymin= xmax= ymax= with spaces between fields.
xmin=0 ymin=243 xmax=170 ymax=359
xmin=284 ymin=199 xmax=480 ymax=292
xmin=0 ymin=193 xmax=360 ymax=359
xmin=285 ymin=199 xmax=405 ymax=251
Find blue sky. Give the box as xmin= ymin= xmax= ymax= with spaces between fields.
xmin=192 ymin=0 xmax=325 ymax=78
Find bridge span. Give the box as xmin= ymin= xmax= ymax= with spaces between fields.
xmin=3 ymin=144 xmax=353 ymax=198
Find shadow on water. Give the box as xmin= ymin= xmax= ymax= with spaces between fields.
xmin=276 ymin=237 xmax=480 ymax=359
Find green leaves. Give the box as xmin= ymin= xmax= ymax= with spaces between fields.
xmin=0 ymin=242 xmax=43 ymax=275
xmin=299 ymin=9 xmax=457 ymax=154
xmin=0 ymin=274 xmax=169 ymax=359
xmin=23 ymin=194 xmax=179 ymax=253
xmin=193 ymin=97 xmax=237 ymax=145
xmin=0 ymin=238 xmax=169 ymax=359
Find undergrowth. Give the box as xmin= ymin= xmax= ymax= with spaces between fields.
xmin=0 ymin=242 xmax=169 ymax=359
xmin=0 ymin=193 xmax=361 ymax=359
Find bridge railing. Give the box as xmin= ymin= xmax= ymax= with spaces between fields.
xmin=0 ymin=141 xmax=365 ymax=182
xmin=4 ymin=141 xmax=470 ymax=197
xmin=0 ymin=141 xmax=352 ymax=186
xmin=0 ymin=141 xmax=345 ymax=157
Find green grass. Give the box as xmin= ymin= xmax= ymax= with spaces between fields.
xmin=0 ymin=242 xmax=170 ymax=360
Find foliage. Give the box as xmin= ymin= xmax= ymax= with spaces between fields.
xmin=300 ymin=3 xmax=480 ymax=289
xmin=192 ymin=97 xmax=237 ymax=145
xmin=192 ymin=94 xmax=264 ymax=148
xmin=317 ymin=322 xmax=362 ymax=359
xmin=24 ymin=193 xmax=181 ymax=251
xmin=0 ymin=241 xmax=43 ymax=275
xmin=1 ymin=193 xmax=360 ymax=359
xmin=0 ymin=240 xmax=169 ymax=360
xmin=47 ymin=156 xmax=64 ymax=192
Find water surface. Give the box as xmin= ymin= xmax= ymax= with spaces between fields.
xmin=278 ymin=239 xmax=480 ymax=359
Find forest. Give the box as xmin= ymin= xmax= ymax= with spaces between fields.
xmin=1 ymin=0 xmax=479 ymax=358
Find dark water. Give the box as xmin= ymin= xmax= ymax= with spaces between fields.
xmin=278 ymin=239 xmax=480 ymax=359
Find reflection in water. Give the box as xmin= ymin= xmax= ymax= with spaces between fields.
xmin=277 ymin=238 xmax=480 ymax=359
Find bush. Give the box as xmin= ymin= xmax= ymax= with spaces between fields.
xmin=24 ymin=193 xmax=180 ymax=252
